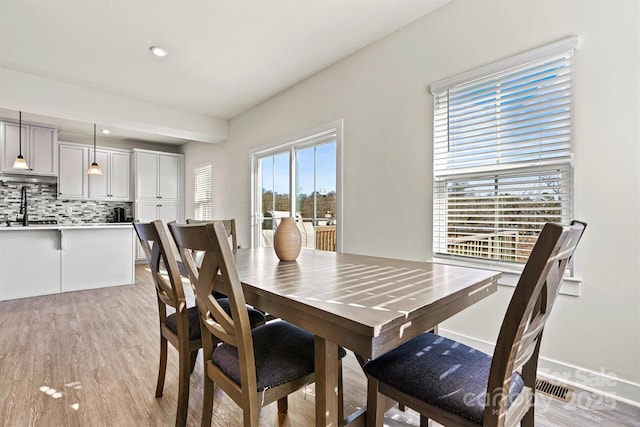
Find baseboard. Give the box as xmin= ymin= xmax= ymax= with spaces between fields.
xmin=439 ymin=328 xmax=640 ymax=407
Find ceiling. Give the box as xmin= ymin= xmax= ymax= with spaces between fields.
xmin=0 ymin=0 xmax=448 ymax=145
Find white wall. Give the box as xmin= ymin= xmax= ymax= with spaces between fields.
xmin=184 ymin=0 xmax=640 ymax=403
xmin=0 ymin=68 xmax=229 ymax=144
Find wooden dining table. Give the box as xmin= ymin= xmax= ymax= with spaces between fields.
xmin=233 ymin=247 xmax=501 ymax=427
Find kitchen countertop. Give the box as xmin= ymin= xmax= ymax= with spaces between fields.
xmin=0 ymin=223 xmax=134 ymax=231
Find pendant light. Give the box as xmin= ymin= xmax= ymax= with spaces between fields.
xmin=12 ymin=111 xmax=29 ymax=170
xmin=87 ymin=123 xmax=103 ymax=175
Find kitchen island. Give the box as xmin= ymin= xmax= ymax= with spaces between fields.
xmin=0 ymin=223 xmax=135 ymax=301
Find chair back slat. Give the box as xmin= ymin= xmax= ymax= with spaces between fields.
xmin=485 ymin=221 xmax=586 ymax=425
xmin=513 ymin=313 xmax=545 ymax=369
xmin=196 ymin=249 xmax=237 ymax=337
xmin=134 ymin=221 xmax=186 ymax=310
xmin=186 ymin=218 xmax=237 ymax=252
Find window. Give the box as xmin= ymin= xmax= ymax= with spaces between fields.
xmin=251 ymin=122 xmax=342 ymax=252
xmin=432 ymin=37 xmax=578 ymax=267
xmin=194 ymin=163 xmax=212 ymax=220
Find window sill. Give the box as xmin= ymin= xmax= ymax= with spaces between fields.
xmin=432 ymin=257 xmax=581 ymax=297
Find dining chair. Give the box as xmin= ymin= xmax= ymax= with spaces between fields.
xmin=135 ymin=220 xmax=266 ymax=427
xmin=363 ymin=220 xmax=586 ymax=427
xmin=134 ymin=220 xmax=202 ymax=427
xmin=168 ymin=220 xmax=346 ymax=427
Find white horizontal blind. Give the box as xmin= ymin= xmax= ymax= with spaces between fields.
xmin=432 ymin=38 xmax=576 ymax=265
xmin=194 ymin=163 xmax=212 ymax=221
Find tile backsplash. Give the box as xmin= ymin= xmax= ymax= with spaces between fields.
xmin=0 ymin=182 xmax=132 ymax=224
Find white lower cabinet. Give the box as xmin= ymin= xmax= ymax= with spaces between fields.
xmin=0 ymin=226 xmax=135 ymax=301
xmin=134 ymin=202 xmax=180 ymax=259
xmin=0 ymin=230 xmax=61 ymax=300
xmin=61 ymin=227 xmax=135 ymax=292
xmin=135 ymin=202 xmax=180 ymax=225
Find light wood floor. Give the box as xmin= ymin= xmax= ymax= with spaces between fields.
xmin=0 ymin=265 xmax=637 ymax=426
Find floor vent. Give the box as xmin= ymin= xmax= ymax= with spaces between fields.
xmin=535 ymin=378 xmax=573 ymax=402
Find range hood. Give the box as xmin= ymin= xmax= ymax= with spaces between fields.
xmin=0 ymin=173 xmax=57 ymax=184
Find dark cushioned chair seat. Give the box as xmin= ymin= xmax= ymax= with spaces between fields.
xmin=166 ymin=306 xmax=201 ymax=340
xmin=363 ymin=333 xmax=524 ymax=424
xmin=166 ymin=299 xmax=266 ymax=340
xmin=212 ymin=320 xmax=346 ymax=391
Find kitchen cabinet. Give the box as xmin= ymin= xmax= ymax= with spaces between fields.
xmin=133 ymin=149 xmax=182 ymax=202
xmin=134 ymin=201 xmax=180 ymax=259
xmin=61 ymin=226 xmax=135 ymax=292
xmin=88 ymin=148 xmax=131 ymax=201
xmin=1 ymin=120 xmax=58 ymax=176
xmin=59 ymin=143 xmax=131 ymax=201
xmin=0 ymin=224 xmax=135 ymax=301
xmin=135 ymin=201 xmax=180 ymax=225
xmin=0 ymin=229 xmax=61 ymax=300
xmin=58 ymin=142 xmax=88 ymax=199
xmin=132 ymin=149 xmax=183 ymax=260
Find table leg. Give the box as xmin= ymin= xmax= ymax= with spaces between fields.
xmin=314 ymin=335 xmax=340 ymax=427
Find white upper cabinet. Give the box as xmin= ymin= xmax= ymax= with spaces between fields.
xmin=59 ymin=143 xmax=131 ymax=201
xmin=135 ymin=151 xmax=158 ymax=200
xmin=1 ymin=120 xmax=58 ymax=176
xmin=158 ymin=154 xmax=180 ymax=200
xmin=110 ymin=151 xmax=131 ymax=200
xmin=58 ymin=143 xmax=88 ymax=199
xmin=134 ymin=149 xmax=182 ymax=202
xmin=88 ymin=148 xmax=131 ymax=201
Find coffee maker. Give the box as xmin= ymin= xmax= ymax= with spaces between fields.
xmin=114 ymin=207 xmax=125 ymax=222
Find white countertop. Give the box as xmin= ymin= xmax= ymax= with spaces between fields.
xmin=0 ymin=223 xmax=133 ymax=231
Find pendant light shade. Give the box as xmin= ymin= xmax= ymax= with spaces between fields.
xmin=13 ymin=111 xmax=29 ymax=170
xmin=13 ymin=155 xmax=28 ymax=170
xmin=87 ymin=123 xmax=103 ymax=175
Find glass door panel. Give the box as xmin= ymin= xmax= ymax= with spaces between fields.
xmin=295 ymin=141 xmax=337 ymax=252
xmin=259 ymin=152 xmax=290 ymax=247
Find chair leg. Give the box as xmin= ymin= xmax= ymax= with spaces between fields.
xmin=156 ymin=336 xmax=168 ymax=398
xmin=277 ymin=396 xmax=288 ymax=413
xmin=201 ymin=373 xmax=214 ymax=427
xmin=366 ymin=377 xmax=385 ymax=427
xmin=176 ymin=350 xmax=191 ymax=427
xmin=419 ymin=414 xmax=429 ymax=427
xmin=521 ymin=405 xmax=535 ymax=427
xmin=189 ymin=349 xmax=199 ymax=373
xmin=244 ymin=397 xmax=260 ymax=427
xmin=521 ymin=358 xmax=537 ymax=427
xmin=338 ymin=359 xmax=344 ymax=425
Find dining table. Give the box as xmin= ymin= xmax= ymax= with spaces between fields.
xmin=233 ymin=247 xmax=501 ymax=427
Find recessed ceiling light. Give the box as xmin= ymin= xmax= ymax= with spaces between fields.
xmin=100 ymin=129 xmax=110 ymax=134
xmin=149 ymin=46 xmax=168 ymax=57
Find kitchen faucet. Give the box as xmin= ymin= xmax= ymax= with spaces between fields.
xmin=18 ymin=186 xmax=28 ymax=226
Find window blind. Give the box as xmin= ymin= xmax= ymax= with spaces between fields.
xmin=431 ymin=37 xmax=577 ymax=265
xmin=194 ymin=163 xmax=212 ymax=221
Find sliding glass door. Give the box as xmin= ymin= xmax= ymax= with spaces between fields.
xmin=252 ymin=123 xmax=341 ymax=252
